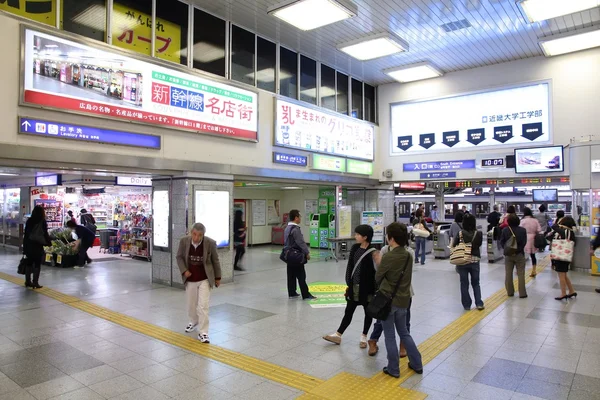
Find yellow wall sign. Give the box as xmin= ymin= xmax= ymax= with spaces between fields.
xmin=0 ymin=0 xmax=56 ymax=26
xmin=112 ymin=3 xmax=181 ymax=64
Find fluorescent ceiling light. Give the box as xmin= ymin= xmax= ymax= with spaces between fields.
xmin=44 ymin=44 xmax=58 ymax=48
xmin=518 ymin=0 xmax=600 ymax=23
xmin=0 ymin=173 xmax=19 ymax=176
xmin=337 ymin=33 xmax=409 ymax=61
xmin=192 ymin=42 xmax=225 ymax=63
xmin=71 ymin=4 xmax=107 ymax=32
xmin=384 ymin=62 xmax=443 ymax=83
xmin=539 ymin=25 xmax=600 ymax=56
xmin=282 ymin=186 xmax=302 ymax=190
xmin=268 ymin=0 xmax=357 ymax=31
xmin=300 ymin=87 xmax=336 ymax=98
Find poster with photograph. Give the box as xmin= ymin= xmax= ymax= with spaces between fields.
xmin=252 ymin=200 xmax=266 ymax=226
xmin=361 ymin=211 xmax=384 ymax=244
xmin=22 ymin=29 xmax=258 ymax=141
xmin=267 ymin=200 xmax=281 ymax=225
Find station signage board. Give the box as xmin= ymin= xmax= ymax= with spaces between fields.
xmin=346 ymin=159 xmax=373 ymax=175
xmin=391 ymin=82 xmax=551 ymax=155
xmin=420 ymin=172 xmax=457 ymax=179
xmin=275 ymin=99 xmax=374 ymax=161
xmin=592 ymin=160 xmax=600 ymax=173
xmin=403 ymin=160 xmax=475 ymax=172
xmin=311 ymin=154 xmax=346 ymax=173
xmin=272 ymin=152 xmax=307 ymax=167
xmin=22 ymin=29 xmax=258 ymax=141
xmin=19 ymin=117 xmax=161 ymax=149
xmin=116 ymin=176 xmax=152 ymax=187
xmin=35 ymin=175 xmax=61 ymax=186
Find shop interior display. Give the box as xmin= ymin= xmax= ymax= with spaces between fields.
xmin=0 ymin=189 xmax=20 ymax=240
xmin=119 ymin=213 xmax=153 ymax=261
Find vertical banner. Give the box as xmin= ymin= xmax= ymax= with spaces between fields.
xmin=338 ymin=206 xmax=352 ymax=237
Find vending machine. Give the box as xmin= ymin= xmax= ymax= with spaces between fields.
xmin=310 ymin=214 xmax=320 ymax=248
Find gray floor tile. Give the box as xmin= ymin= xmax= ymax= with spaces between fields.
xmin=0 ymin=376 xmax=20 ymax=396
xmin=0 ymin=388 xmax=36 ymax=400
xmin=568 ymin=389 xmax=600 ymax=400
xmin=46 ymin=387 xmax=105 ymax=400
xmin=89 ymin=375 xmax=144 ymax=398
xmin=70 ymin=364 xmax=123 ymax=386
xmin=485 ymin=358 xmax=531 ymax=378
xmin=150 ymin=373 xmax=203 ymax=397
xmin=91 ymin=347 xmax=137 ymax=364
xmin=0 ymin=360 xmax=66 ymax=387
xmin=238 ymin=381 xmax=299 ymax=400
xmin=572 ymin=374 xmax=600 ymax=393
xmin=109 ymin=354 xmax=157 ymax=373
xmin=182 ymin=361 xmax=236 ymax=383
xmin=473 ymin=368 xmax=523 ymax=391
xmin=171 ymin=384 xmax=232 ymax=400
xmin=127 ymin=364 xmax=179 ymax=385
xmin=110 ymin=386 xmax=170 ymax=400
xmin=516 ymin=377 xmax=570 ymax=400
xmin=0 ymin=349 xmax=37 ymax=367
xmin=210 ymin=371 xmax=266 ymax=395
xmin=49 ymin=354 xmax=104 ymax=375
xmin=435 ymin=360 xmax=482 ymax=381
xmin=25 ymin=376 xmax=83 ymax=400
xmin=143 ymin=347 xmax=187 ymax=363
xmin=459 ymin=381 xmax=514 ymax=400
xmin=419 ymin=372 xmax=470 ymax=396
xmin=525 ymin=365 xmax=574 ymax=386
xmin=533 ymin=353 xmax=580 ymax=374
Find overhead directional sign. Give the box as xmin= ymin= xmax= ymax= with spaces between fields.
xmin=19 ymin=117 xmax=161 ymax=149
xmin=494 ymin=126 xmax=513 ymax=143
xmin=442 ymin=131 xmax=459 ymax=147
xmin=397 ymin=136 xmax=413 ymax=152
xmin=467 ymin=128 xmax=485 ymax=145
xmin=403 ymin=160 xmax=475 ymax=172
xmin=419 ymin=133 xmax=436 ymax=149
xmin=420 ymin=172 xmax=457 ymax=179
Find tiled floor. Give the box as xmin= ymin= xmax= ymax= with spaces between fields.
xmin=1 ymin=245 xmax=600 ymax=399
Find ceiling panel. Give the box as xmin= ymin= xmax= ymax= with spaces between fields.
xmin=190 ymin=0 xmax=600 ymax=85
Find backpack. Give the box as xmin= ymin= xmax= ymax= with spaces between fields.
xmin=82 ymin=214 xmax=97 ymax=235
xmin=504 ymin=227 xmax=518 ymax=256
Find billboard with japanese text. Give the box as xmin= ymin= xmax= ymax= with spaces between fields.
xmin=390 ymin=82 xmax=551 ymax=155
xmin=1 ymin=0 xmax=55 ymax=26
xmin=275 ymin=99 xmax=375 ymax=161
xmin=22 ymin=29 xmax=258 ymax=141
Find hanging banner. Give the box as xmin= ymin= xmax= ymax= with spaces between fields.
xmin=22 ymin=29 xmax=258 ymax=141
xmin=275 ymin=99 xmax=374 ymax=161
xmin=390 ymin=82 xmax=551 ymax=155
xmin=0 ymin=0 xmax=56 ymax=26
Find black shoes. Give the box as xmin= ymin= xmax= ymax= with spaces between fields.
xmin=555 ymin=295 xmax=568 ymax=301
xmin=289 ymin=293 xmax=300 ymax=299
xmin=303 ymin=295 xmax=317 ymax=300
xmin=568 ymin=292 xmax=578 ymax=298
xmin=24 ymin=282 xmax=32 ymax=288
xmin=408 ymin=363 xmax=423 ymax=374
xmin=383 ymin=367 xmax=400 ymax=378
xmin=595 ymin=288 xmax=600 ymax=294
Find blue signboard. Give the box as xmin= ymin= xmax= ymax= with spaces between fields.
xmin=19 ymin=118 xmax=161 ymax=149
xmin=404 ymin=160 xmax=475 ymax=172
xmin=420 ymin=172 xmax=457 ymax=179
xmin=273 ymin=152 xmax=307 ymax=167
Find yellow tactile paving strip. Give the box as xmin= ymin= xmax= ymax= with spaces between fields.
xmin=0 ymin=256 xmax=549 ymax=399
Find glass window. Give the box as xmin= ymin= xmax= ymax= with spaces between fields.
xmin=299 ymin=56 xmax=316 ymax=105
xmin=364 ymin=83 xmax=376 ymax=123
xmin=193 ymin=9 xmax=226 ymax=77
xmin=62 ymin=0 xmax=106 ymax=41
xmin=156 ymin=0 xmax=188 ymax=65
xmin=231 ymin=25 xmax=255 ymax=86
xmin=320 ymin=64 xmax=336 ymax=111
xmin=256 ymin=37 xmax=276 ymax=93
xmin=112 ymin=1 xmax=153 ymax=57
xmin=351 ymin=78 xmax=363 ymax=120
xmin=336 ymin=71 xmax=348 ymax=115
xmin=280 ymin=47 xmax=298 ymax=99
xmin=1 ymin=0 xmax=55 ymax=26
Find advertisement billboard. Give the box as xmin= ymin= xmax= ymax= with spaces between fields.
xmin=390 ymin=82 xmax=551 ymax=155
xmin=275 ymin=99 xmax=375 ymax=161
xmin=22 ymin=29 xmax=258 ymax=141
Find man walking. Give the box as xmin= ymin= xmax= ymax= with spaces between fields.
xmin=285 ymin=210 xmax=316 ymax=300
xmin=177 ymin=223 xmax=221 ymax=343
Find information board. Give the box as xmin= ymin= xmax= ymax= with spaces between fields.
xmin=275 ymin=99 xmax=374 ymax=161
xmin=153 ymin=190 xmax=169 ymax=248
xmin=252 ymin=200 xmax=266 ymax=226
xmin=361 ymin=211 xmax=385 ymax=244
xmin=390 ymin=83 xmax=551 ymax=155
xmin=194 ymin=191 xmax=230 ymax=248
xmin=22 ymin=29 xmax=258 ymax=141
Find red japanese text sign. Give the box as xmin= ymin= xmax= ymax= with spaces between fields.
xmin=22 ymin=29 xmax=258 ymax=141
xmin=275 ymin=99 xmax=374 ymax=161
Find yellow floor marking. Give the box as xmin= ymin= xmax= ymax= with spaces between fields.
xmin=0 ymin=256 xmax=549 ymax=399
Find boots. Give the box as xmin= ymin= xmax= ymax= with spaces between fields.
xmin=367 ymin=340 xmax=378 ymax=356
xmin=400 ymin=341 xmax=407 ymax=358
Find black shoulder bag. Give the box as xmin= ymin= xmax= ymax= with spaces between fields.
xmin=279 ymin=226 xmax=306 ymax=264
xmin=366 ymin=253 xmax=411 ymax=321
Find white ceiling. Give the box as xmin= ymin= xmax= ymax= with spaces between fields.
xmin=191 ymin=0 xmax=600 ymax=85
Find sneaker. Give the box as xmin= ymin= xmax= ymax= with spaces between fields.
xmin=477 ymin=305 xmax=485 ymax=310
xmin=360 ymin=339 xmax=367 ymax=349
xmin=367 ymin=340 xmax=378 ymax=356
xmin=289 ymin=294 xmax=300 ymax=299
xmin=185 ymin=323 xmax=198 ymax=333
xmin=198 ymin=333 xmax=210 ymax=343
xmin=303 ymin=295 xmax=317 ymax=300
xmin=323 ymin=334 xmax=341 ymax=345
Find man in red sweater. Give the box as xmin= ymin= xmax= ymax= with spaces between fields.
xmin=177 ymin=223 xmax=222 ymax=343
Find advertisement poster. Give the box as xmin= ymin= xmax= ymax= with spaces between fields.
xmin=23 ymin=29 xmax=258 ymax=141
xmin=267 ymin=200 xmax=281 ymax=225
xmin=391 ymin=83 xmax=551 ymax=155
xmin=33 ymin=199 xmax=63 ymax=230
xmin=152 ymin=190 xmax=169 ymax=248
xmin=194 ymin=191 xmax=230 ymax=248
xmin=338 ymin=206 xmax=352 ymax=237
xmin=252 ymin=200 xmax=266 ymax=226
xmin=275 ymin=99 xmax=374 ymax=161
xmin=514 ymin=146 xmax=564 ymax=174
xmin=0 ymin=0 xmax=56 ymax=26
xmin=304 ymin=199 xmax=317 ymax=226
xmin=361 ymin=211 xmax=384 ymax=244
xmin=591 ymin=190 xmax=600 ymax=276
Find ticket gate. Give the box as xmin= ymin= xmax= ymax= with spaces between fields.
xmin=433 ymin=224 xmax=452 ymax=259
xmin=487 ymin=227 xmax=504 ymax=263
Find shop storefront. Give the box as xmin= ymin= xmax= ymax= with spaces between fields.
xmin=0 ymin=188 xmax=21 ymax=246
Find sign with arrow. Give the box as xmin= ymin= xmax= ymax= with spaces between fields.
xmin=522 ymin=122 xmax=543 ymax=141
xmin=493 ymin=125 xmax=513 ymax=143
xmin=397 ymin=136 xmax=413 ymax=152
xmin=442 ymin=131 xmax=459 ymax=147
xmin=467 ymin=128 xmax=485 ymax=145
xmin=420 ymin=172 xmax=457 ymax=179
xmin=419 ymin=133 xmax=436 ymax=149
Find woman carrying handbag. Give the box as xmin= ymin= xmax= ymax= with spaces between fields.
xmin=23 ymin=205 xmax=51 ymax=289
xmin=450 ymin=214 xmax=484 ymax=311
xmin=551 ymin=216 xmax=577 ymax=300
xmin=412 ymin=210 xmax=430 ymax=265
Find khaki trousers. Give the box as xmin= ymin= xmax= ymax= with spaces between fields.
xmin=505 ymin=254 xmax=527 ymax=297
xmin=185 ymin=279 xmax=211 ymax=334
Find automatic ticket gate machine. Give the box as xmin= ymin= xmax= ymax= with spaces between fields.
xmin=433 ymin=223 xmax=452 ymax=259
xmin=487 ymin=226 xmax=504 ymax=263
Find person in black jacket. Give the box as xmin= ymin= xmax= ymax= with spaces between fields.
xmin=452 ymin=214 xmax=484 ymax=311
xmin=66 ymin=221 xmax=95 ymax=268
xmin=23 ymin=205 xmax=51 ymax=289
xmin=233 ymin=210 xmax=246 ymax=271
xmin=552 ymin=216 xmax=577 ymax=301
xmin=323 ymin=225 xmax=377 ymax=348
xmin=501 ymin=214 xmax=528 ymax=298
xmin=487 ymin=205 xmax=501 ymax=239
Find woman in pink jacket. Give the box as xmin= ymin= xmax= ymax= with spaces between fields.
xmin=520 ymin=207 xmax=542 ymax=277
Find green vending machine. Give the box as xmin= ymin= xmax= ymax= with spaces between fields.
xmin=309 ymin=214 xmax=320 ymax=248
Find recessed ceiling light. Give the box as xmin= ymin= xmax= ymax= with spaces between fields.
xmin=0 ymin=172 xmax=19 ymax=176
xmin=267 ymin=0 xmax=357 ymax=31
xmin=518 ymin=0 xmax=600 ymax=23
xmin=384 ymin=62 xmax=443 ymax=83
xmin=281 ymin=186 xmax=302 ymax=190
xmin=338 ymin=33 xmax=409 ymax=61
xmin=539 ymin=25 xmax=600 ymax=56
